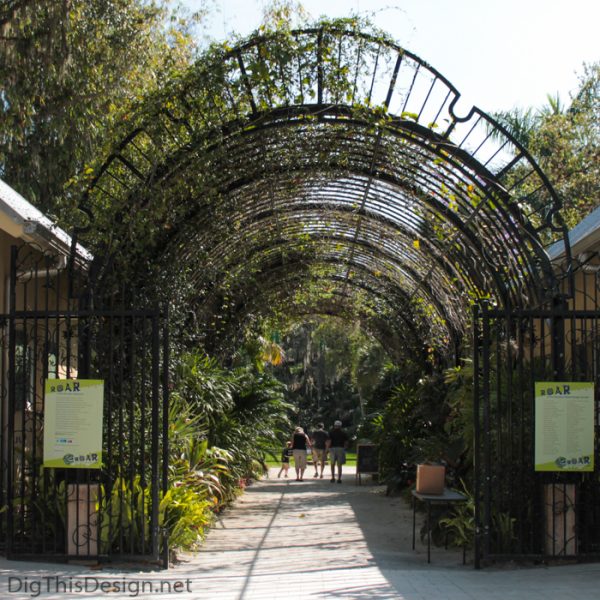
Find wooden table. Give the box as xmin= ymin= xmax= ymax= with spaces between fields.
xmin=411 ymin=488 xmax=468 ymax=563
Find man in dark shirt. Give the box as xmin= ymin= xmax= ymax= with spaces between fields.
xmin=326 ymin=420 xmax=349 ymax=483
xmin=310 ymin=423 xmax=329 ymax=479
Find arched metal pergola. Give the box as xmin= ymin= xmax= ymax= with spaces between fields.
xmin=6 ymin=19 xmax=590 ymax=569
xmin=80 ymin=21 xmax=570 ymax=357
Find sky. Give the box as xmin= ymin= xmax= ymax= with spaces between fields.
xmin=181 ymin=0 xmax=599 ymax=114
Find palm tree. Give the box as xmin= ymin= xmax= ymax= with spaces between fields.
xmin=491 ymin=93 xmax=565 ymax=147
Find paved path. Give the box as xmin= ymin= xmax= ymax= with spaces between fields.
xmin=1 ymin=466 xmax=600 ymax=599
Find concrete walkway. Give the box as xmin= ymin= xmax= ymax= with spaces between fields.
xmin=1 ymin=466 xmax=600 ymax=599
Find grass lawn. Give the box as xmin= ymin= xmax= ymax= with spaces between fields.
xmin=265 ymin=450 xmax=357 ymax=468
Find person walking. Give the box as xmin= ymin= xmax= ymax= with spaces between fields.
xmin=326 ymin=420 xmax=349 ymax=483
xmin=277 ymin=441 xmax=292 ymax=478
xmin=290 ymin=426 xmax=312 ymax=481
xmin=310 ymin=422 xmax=329 ymax=478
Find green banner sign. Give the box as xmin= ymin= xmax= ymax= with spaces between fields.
xmin=534 ymin=381 xmax=595 ymax=472
xmin=43 ymin=379 xmax=104 ymax=469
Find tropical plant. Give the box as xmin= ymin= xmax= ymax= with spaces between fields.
xmin=173 ymin=352 xmax=236 ymax=439
xmin=159 ymin=484 xmax=214 ymax=551
xmin=98 ymin=474 xmax=150 ymax=553
xmin=171 ymin=347 xmax=292 ymax=488
xmin=439 ymin=480 xmax=475 ymax=549
xmin=212 ymin=367 xmax=292 ymax=484
xmin=167 ymin=391 xmax=232 ymax=505
xmin=443 ymin=359 xmax=475 ymax=473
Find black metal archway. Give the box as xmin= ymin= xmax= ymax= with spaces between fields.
xmin=75 ymin=23 xmax=586 ymax=565
xmin=4 ymin=20 xmax=585 ymax=567
xmin=78 ymin=22 xmax=570 ymax=356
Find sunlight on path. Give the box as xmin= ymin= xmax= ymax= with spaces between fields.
xmin=179 ymin=467 xmax=401 ymax=599
xmin=3 ymin=468 xmax=600 ymax=599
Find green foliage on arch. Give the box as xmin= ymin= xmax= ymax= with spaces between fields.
xmin=2 ymin=4 xmax=569 ymax=363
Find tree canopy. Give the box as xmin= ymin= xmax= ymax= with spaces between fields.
xmin=494 ymin=62 xmax=599 ymax=227
xmin=0 ymin=0 xmax=203 ymax=215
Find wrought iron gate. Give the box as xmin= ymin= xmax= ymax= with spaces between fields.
xmin=473 ymin=299 xmax=600 ymax=566
xmin=0 ymin=245 xmax=169 ymax=566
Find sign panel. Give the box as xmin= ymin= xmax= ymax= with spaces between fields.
xmin=534 ymin=381 xmax=594 ymax=472
xmin=356 ymin=444 xmax=379 ymax=474
xmin=43 ymin=379 xmax=104 ymax=469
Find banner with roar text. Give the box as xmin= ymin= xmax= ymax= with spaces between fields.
xmin=43 ymin=379 xmax=104 ymax=469
xmin=534 ymin=381 xmax=594 ymax=472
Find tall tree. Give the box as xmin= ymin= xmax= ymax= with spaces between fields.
xmin=0 ymin=0 xmax=202 ymax=217
xmin=494 ymin=62 xmax=599 ymax=227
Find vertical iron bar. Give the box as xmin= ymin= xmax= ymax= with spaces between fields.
xmin=75 ymin=474 xmax=81 ymax=558
xmin=317 ymin=29 xmax=323 ymax=106
xmin=87 ymin=475 xmax=93 ymax=557
xmin=473 ymin=304 xmax=481 ymax=569
xmin=6 ymin=246 xmax=17 ymax=556
xmin=367 ymin=45 xmax=380 ymax=105
xmin=551 ymin=298 xmax=566 ymax=559
xmin=565 ymin=310 xmax=573 ymax=556
xmin=350 ymin=37 xmax=363 ymax=106
xmin=118 ymin=300 xmax=125 ymax=554
xmin=495 ymin=316 xmax=502 ymax=525
xmin=596 ymin=273 xmax=600 ymax=558
xmin=552 ymin=483 xmax=556 ymax=555
xmin=563 ymin=481 xmax=567 ymax=556
xmin=295 ymin=36 xmax=305 ymax=105
xmin=383 ymin=52 xmax=403 ymax=109
xmin=333 ymin=34 xmax=343 ymax=105
xmin=431 ymin=89 xmax=452 ymax=130
xmin=416 ymin=76 xmax=437 ymax=121
xmin=505 ymin=310 xmax=514 ymax=541
xmin=529 ymin=313 xmax=537 ymax=552
xmin=53 ymin=260 xmax=61 ymax=556
xmin=19 ymin=275 xmax=28 ymax=549
xmin=570 ymin=313 xmax=576 ymax=380
xmin=65 ymin=281 xmax=72 ymax=380
xmin=539 ymin=311 xmax=547 ymax=557
xmin=150 ymin=314 xmax=160 ymax=560
xmin=41 ymin=258 xmax=51 ymax=555
xmin=517 ymin=315 xmax=525 ymax=553
xmin=401 ymin=63 xmax=420 ymax=113
xmin=31 ymin=259 xmax=40 ymax=552
xmin=582 ymin=271 xmax=588 ymax=380
xmin=235 ymin=50 xmax=258 ymax=115
xmin=140 ymin=317 xmax=148 ymax=556
xmin=162 ymin=307 xmax=170 ymax=568
xmin=129 ymin=315 xmax=136 ymax=557
xmin=72 ymin=266 xmax=83 ymax=557
xmin=106 ymin=303 xmax=115 ymax=558
xmin=552 ymin=297 xmax=566 ymax=380
xmin=540 ymin=310 xmax=546 ymax=377
xmin=482 ymin=302 xmax=492 ymax=559
xmin=0 ymin=306 xmax=5 ymax=546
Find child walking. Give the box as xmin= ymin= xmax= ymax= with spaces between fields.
xmin=278 ymin=441 xmax=292 ymax=478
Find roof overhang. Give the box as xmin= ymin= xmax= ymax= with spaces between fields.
xmin=0 ymin=178 xmax=93 ymax=269
xmin=548 ymin=205 xmax=600 ymax=265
